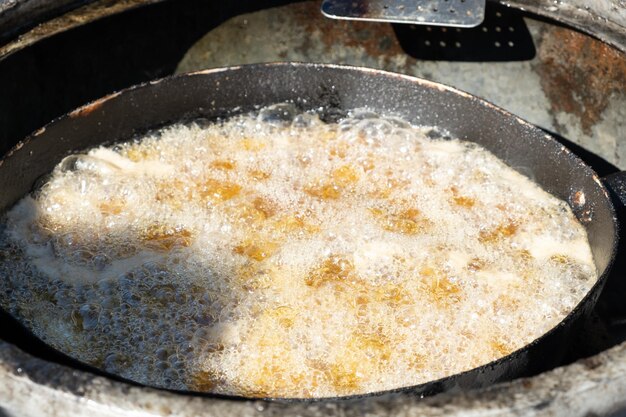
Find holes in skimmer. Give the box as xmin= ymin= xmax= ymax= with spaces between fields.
xmin=393 ymin=3 xmax=535 ymax=62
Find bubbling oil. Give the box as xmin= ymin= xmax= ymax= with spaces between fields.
xmin=0 ymin=104 xmax=597 ymax=398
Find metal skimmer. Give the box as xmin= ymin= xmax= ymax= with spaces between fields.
xmin=321 ymin=0 xmax=486 ymax=27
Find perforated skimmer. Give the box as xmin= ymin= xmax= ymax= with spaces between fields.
xmin=321 ymin=0 xmax=486 ymax=27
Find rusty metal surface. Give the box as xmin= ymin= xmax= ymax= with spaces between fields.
xmin=534 ymin=25 xmax=626 ymax=135
xmin=0 ymin=0 xmax=626 ymax=61
xmin=176 ymin=1 xmax=626 ymax=170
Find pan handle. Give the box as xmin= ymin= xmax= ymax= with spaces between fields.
xmin=603 ymin=171 xmax=626 ymax=210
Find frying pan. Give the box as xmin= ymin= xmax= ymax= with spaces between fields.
xmin=0 ymin=62 xmax=622 ymax=400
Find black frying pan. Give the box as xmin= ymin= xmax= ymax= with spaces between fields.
xmin=0 ymin=63 xmax=623 ymax=400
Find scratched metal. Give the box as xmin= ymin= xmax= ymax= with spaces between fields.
xmin=321 ymin=0 xmax=486 ymax=27
xmin=505 ymin=0 xmax=626 ymax=52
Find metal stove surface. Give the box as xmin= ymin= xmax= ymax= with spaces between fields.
xmin=0 ymin=1 xmax=625 ymax=416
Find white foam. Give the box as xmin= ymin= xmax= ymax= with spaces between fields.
xmin=0 ymin=106 xmax=597 ymax=398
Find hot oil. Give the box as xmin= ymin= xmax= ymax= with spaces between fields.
xmin=0 ymin=104 xmax=597 ymax=398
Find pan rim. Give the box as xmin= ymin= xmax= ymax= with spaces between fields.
xmin=0 ymin=61 xmax=619 ymax=403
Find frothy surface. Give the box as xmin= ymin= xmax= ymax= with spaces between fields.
xmin=0 ymin=105 xmax=597 ymax=398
